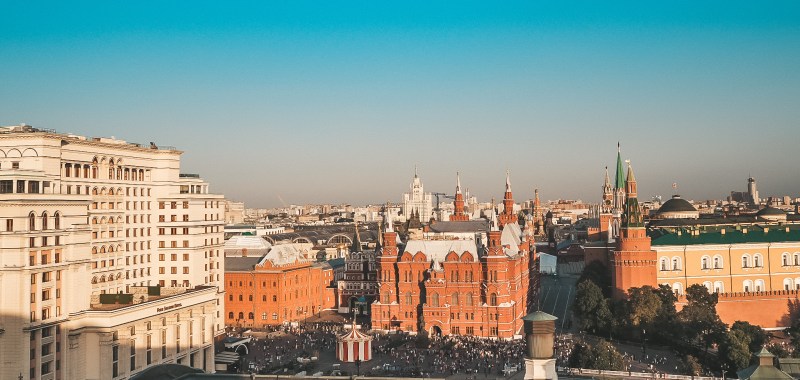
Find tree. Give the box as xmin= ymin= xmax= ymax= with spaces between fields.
xmin=651 ymin=284 xmax=680 ymax=345
xmin=720 ymin=329 xmax=752 ymax=371
xmin=731 ymin=321 xmax=768 ymax=353
xmin=680 ymin=355 xmax=702 ymax=376
xmin=625 ymin=286 xmax=663 ymax=329
xmin=567 ymin=340 xmax=625 ymax=371
xmin=573 ymin=279 xmax=612 ymax=335
xmin=677 ymin=284 xmax=727 ymax=352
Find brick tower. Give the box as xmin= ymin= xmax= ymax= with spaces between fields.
xmin=498 ymin=171 xmax=518 ymax=228
xmin=611 ymin=161 xmax=657 ymax=299
xmin=450 ymin=172 xmax=469 ymax=221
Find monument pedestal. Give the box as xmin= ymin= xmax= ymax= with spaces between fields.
xmin=523 ymin=357 xmax=557 ymax=380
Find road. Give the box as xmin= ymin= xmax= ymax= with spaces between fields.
xmin=537 ymin=272 xmax=578 ymax=332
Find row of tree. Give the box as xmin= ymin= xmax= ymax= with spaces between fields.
xmin=571 ymin=262 xmax=772 ymax=376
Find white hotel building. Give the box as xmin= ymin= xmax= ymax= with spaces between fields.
xmin=0 ymin=125 xmax=225 ymax=379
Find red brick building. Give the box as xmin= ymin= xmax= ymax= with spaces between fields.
xmin=225 ymin=244 xmax=337 ymax=327
xmin=372 ymin=175 xmax=534 ymax=338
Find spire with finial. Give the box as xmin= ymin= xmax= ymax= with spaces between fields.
xmin=615 ymin=143 xmax=625 ymax=190
xmin=490 ymin=208 xmax=499 ymax=232
xmin=622 ymin=160 xmax=643 ymax=228
xmin=451 ymin=172 xmax=468 ymax=221
xmin=499 ymin=170 xmax=517 ymax=228
xmin=384 ymin=202 xmax=394 ymax=233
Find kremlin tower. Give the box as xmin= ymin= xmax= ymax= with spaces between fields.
xmin=497 ymin=171 xmax=518 ymax=228
xmin=610 ymin=161 xmax=657 ymax=299
xmin=450 ymin=172 xmax=469 ymax=221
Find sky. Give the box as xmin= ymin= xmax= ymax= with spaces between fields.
xmin=1 ymin=1 xmax=799 ymax=208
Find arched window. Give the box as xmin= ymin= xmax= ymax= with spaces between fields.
xmin=753 ymin=254 xmax=763 ymax=268
xmin=29 ymin=212 xmax=36 ymax=231
xmin=755 ymin=279 xmax=765 ymax=292
xmin=743 ymin=280 xmax=753 ymax=292
xmin=784 ymin=278 xmax=794 ymax=291
xmin=238 ymin=295 xmax=243 ymax=301
xmin=248 ymin=312 xmax=254 ymax=320
xmin=489 ymin=293 xmax=498 ymax=306
xmin=660 ymin=258 xmax=668 ymax=271
xmin=703 ymin=281 xmax=713 ymax=292
xmin=54 ymin=212 xmax=60 ymax=230
xmin=465 ymin=292 xmax=473 ymax=306
xmin=41 ymin=212 xmax=48 ymax=230
xmin=672 ymin=282 xmax=683 ymax=295
xmin=795 ymin=253 xmax=800 ymax=266
xmin=714 ymin=281 xmax=724 ymax=293
xmin=248 ymin=295 xmax=253 ymax=301
xmin=262 ymin=295 xmax=267 ymax=302
xmin=382 ymin=293 xmax=390 ymax=304
xmin=713 ymin=255 xmax=722 ymax=269
xmin=451 ymin=292 xmax=459 ymax=306
xmin=701 ymin=256 xmax=709 ymax=270
xmin=405 ymin=293 xmax=413 ymax=305
xmin=431 ymin=293 xmax=439 ymax=307
xmin=237 ymin=312 xmax=244 ymax=320
xmin=672 ymin=257 xmax=681 ymax=270
xmin=784 ymin=253 xmax=790 ymax=266
xmin=742 ymin=255 xmax=750 ymax=268
xmin=228 ymin=312 xmax=234 ymax=319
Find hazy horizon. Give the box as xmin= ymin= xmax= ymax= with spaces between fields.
xmin=2 ymin=2 xmax=799 ymax=208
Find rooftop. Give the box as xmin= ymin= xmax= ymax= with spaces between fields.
xmin=650 ymin=225 xmax=800 ymax=246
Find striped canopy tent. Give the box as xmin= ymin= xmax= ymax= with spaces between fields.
xmin=336 ymin=324 xmax=372 ymax=363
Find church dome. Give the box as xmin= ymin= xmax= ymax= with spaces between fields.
xmin=656 ymin=195 xmax=699 ymax=219
xmin=757 ymin=206 xmax=785 ymax=216
xmin=757 ymin=206 xmax=787 ymax=222
xmin=659 ymin=195 xmax=697 ymax=213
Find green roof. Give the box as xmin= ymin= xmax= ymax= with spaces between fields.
xmin=522 ymin=311 xmax=558 ymax=322
xmin=650 ymin=226 xmax=800 ymax=246
xmin=615 ymin=148 xmax=625 ymax=189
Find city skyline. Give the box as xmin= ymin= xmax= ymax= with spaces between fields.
xmin=2 ymin=1 xmax=799 ymax=207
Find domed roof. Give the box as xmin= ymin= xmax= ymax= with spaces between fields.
xmin=658 ymin=195 xmax=697 ymax=213
xmin=757 ymin=206 xmax=785 ymax=216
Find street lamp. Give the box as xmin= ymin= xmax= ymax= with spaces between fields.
xmin=641 ymin=329 xmax=647 ymax=356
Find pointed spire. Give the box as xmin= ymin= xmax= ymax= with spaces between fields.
xmin=414 ymin=165 xmax=418 ymax=178
xmin=384 ymin=204 xmax=394 ymax=233
xmin=456 ymin=172 xmax=462 ymax=194
xmin=604 ymin=166 xmax=611 ymax=187
xmin=505 ymin=169 xmax=512 ymax=192
xmin=490 ymin=209 xmax=499 ymax=231
xmin=615 ymin=143 xmax=625 ymax=190
xmin=626 ymin=160 xmax=636 ymax=183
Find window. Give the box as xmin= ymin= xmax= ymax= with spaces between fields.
xmin=29 ymin=212 xmax=36 ymax=231
xmin=672 ymin=257 xmax=680 ymax=270
xmin=742 ymin=255 xmax=750 ymax=268
xmin=754 ymin=254 xmax=763 ymax=268
xmin=430 ymin=293 xmax=439 ymax=307
xmin=713 ymin=255 xmax=722 ymax=269
xmin=451 ymin=292 xmax=459 ymax=306
xmin=743 ymin=280 xmax=753 ymax=292
xmin=755 ymin=279 xmax=765 ymax=292
xmin=701 ymin=257 xmax=708 ymax=270
xmin=489 ymin=293 xmax=498 ymax=306
xmin=5 ymin=218 xmax=12 ymax=232
xmin=405 ymin=293 xmax=413 ymax=305
xmin=660 ymin=258 xmax=667 ymax=271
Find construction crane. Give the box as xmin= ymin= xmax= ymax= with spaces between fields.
xmin=431 ymin=192 xmax=455 ymax=214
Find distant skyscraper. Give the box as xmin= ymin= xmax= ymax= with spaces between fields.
xmin=748 ymin=177 xmax=760 ymax=206
xmin=402 ymin=168 xmax=433 ymax=223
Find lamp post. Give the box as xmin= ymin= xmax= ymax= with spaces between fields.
xmin=641 ymin=329 xmax=647 ymax=356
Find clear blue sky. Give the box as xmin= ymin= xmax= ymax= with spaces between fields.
xmin=2 ymin=1 xmax=799 ymax=208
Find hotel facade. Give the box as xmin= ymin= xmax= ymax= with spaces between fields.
xmin=0 ymin=125 xmax=225 ymax=379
